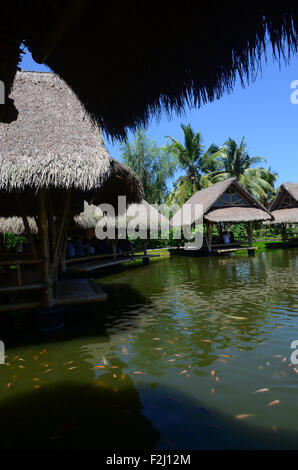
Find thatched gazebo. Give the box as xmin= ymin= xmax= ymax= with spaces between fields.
xmin=0 ymin=71 xmax=142 ymax=312
xmin=0 ymin=4 xmax=298 ymax=139
xmin=74 ymin=200 xmax=169 ymax=263
xmin=171 ymin=177 xmax=273 ymax=253
xmin=75 ymin=200 xmax=169 ymax=233
xmin=268 ymin=182 xmax=298 ymax=241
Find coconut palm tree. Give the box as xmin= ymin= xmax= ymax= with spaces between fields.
xmin=210 ymin=137 xmax=278 ymax=203
xmin=165 ymin=124 xmax=223 ymax=205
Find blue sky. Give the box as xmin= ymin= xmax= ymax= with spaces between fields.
xmin=20 ymin=48 xmax=298 ymax=187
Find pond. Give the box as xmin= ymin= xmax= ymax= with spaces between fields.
xmin=0 ymin=248 xmax=298 ymax=449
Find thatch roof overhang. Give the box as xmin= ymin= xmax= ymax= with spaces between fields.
xmin=1 ymin=3 xmax=298 ymax=138
xmin=269 ymin=208 xmax=298 ymax=224
xmin=0 ymin=72 xmax=143 ymax=217
xmin=267 ymin=182 xmax=298 ymax=224
xmin=171 ymin=177 xmax=273 ymax=226
xmin=0 ymin=216 xmax=37 ymax=235
xmin=75 ymin=200 xmax=169 ymax=232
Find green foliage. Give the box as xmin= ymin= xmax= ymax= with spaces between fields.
xmin=165 ymin=124 xmax=223 ymax=205
xmin=210 ymin=137 xmax=278 ymax=204
xmin=3 ymin=233 xmax=26 ymax=251
xmin=230 ymin=223 xmax=248 ymax=240
xmin=120 ymin=129 xmax=177 ymax=204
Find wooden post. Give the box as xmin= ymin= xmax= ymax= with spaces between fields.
xmin=111 ymin=240 xmax=117 ymax=260
xmin=17 ymin=265 xmax=22 ymax=286
xmin=53 ymin=191 xmax=72 ymax=262
xmin=206 ymin=223 xmax=213 ymax=254
xmin=60 ymin=232 xmax=68 ymax=272
xmin=15 ymin=194 xmax=38 ymax=259
xmin=37 ymin=189 xmax=53 ymax=308
xmin=143 ymin=239 xmax=147 ymax=255
xmin=58 ymin=211 xmax=71 ymax=273
xmin=47 ymin=194 xmax=57 ymax=263
xmin=217 ymin=222 xmax=223 ymax=242
xmin=281 ymin=223 xmax=287 ymax=242
xmin=0 ymin=233 xmax=5 ymax=253
xmin=246 ymin=222 xmax=254 ymax=247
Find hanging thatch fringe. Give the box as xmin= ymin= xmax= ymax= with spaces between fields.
xmin=17 ymin=3 xmax=298 ymax=139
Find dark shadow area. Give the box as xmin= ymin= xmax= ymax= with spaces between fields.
xmin=264 ymin=241 xmax=298 ymax=249
xmin=0 ymin=284 xmax=150 ymax=349
xmin=1 ymin=377 xmax=298 ymax=450
xmin=138 ymin=384 xmax=298 ymax=450
xmin=0 ymin=374 xmax=160 ymax=450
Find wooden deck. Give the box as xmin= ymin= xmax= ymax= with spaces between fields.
xmin=55 ymin=279 xmax=107 ymax=305
xmin=0 ymin=267 xmax=107 ymax=312
xmin=68 ymin=254 xmax=160 ymax=274
xmin=171 ymin=243 xmax=257 ymax=257
xmin=213 ymin=246 xmax=257 ymax=254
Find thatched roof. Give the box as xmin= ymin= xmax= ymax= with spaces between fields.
xmin=171 ymin=177 xmax=273 ymax=226
xmin=0 ymin=71 xmax=143 ymax=216
xmin=0 ymin=217 xmax=37 ymax=235
xmin=75 ymin=200 xmax=169 ymax=232
xmin=268 ymin=182 xmax=298 ymax=223
xmin=1 ymin=4 xmax=298 ymax=138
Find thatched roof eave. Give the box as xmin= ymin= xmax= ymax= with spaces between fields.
xmin=204 ymin=207 xmax=272 ymax=223
xmin=266 ymin=208 xmax=298 ymax=224
xmin=1 ymin=4 xmax=298 ymax=138
xmin=0 ymin=72 xmax=143 ymax=217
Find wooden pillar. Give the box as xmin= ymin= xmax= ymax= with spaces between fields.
xmin=281 ymin=223 xmax=287 ymax=242
xmin=143 ymin=239 xmax=147 ymax=255
xmin=59 ymin=232 xmax=68 ymax=272
xmin=0 ymin=233 xmax=5 ymax=253
xmin=37 ymin=189 xmax=53 ymax=308
xmin=206 ymin=223 xmax=213 ymax=254
xmin=111 ymin=240 xmax=117 ymax=260
xmin=246 ymin=222 xmax=254 ymax=247
xmin=217 ymin=222 xmax=223 ymax=242
xmin=15 ymin=194 xmax=38 ymax=259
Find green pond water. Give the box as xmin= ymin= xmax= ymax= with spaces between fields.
xmin=0 ymin=248 xmax=298 ymax=450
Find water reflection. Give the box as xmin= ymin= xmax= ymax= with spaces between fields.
xmin=0 ymin=248 xmax=297 ymax=449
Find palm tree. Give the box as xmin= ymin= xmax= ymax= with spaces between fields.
xmin=165 ymin=124 xmax=223 ymax=205
xmin=210 ymin=137 xmax=278 ymax=203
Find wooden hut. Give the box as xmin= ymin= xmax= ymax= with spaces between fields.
xmin=267 ymin=183 xmax=298 ymax=241
xmin=0 ymin=4 xmax=297 ymax=139
xmin=0 ymin=72 xmax=143 ymax=313
xmin=75 ymin=200 xmax=169 ymax=233
xmin=70 ymin=200 xmax=169 ymax=272
xmin=171 ymin=177 xmax=273 ymax=254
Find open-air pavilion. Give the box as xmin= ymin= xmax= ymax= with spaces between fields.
xmin=171 ymin=177 xmax=273 ymax=255
xmin=0 ymin=71 xmax=142 ymax=313
xmin=267 ymin=182 xmax=298 ymax=242
xmin=69 ymin=200 xmax=170 ymax=273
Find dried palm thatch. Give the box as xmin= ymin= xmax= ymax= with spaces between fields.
xmin=0 ymin=216 xmax=37 ymax=235
xmin=0 ymin=71 xmax=143 ymax=217
xmin=1 ymin=3 xmax=298 ymax=138
xmin=75 ymin=200 xmax=169 ymax=232
xmin=171 ymin=177 xmax=273 ymax=226
xmin=268 ymin=182 xmax=298 ymax=223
